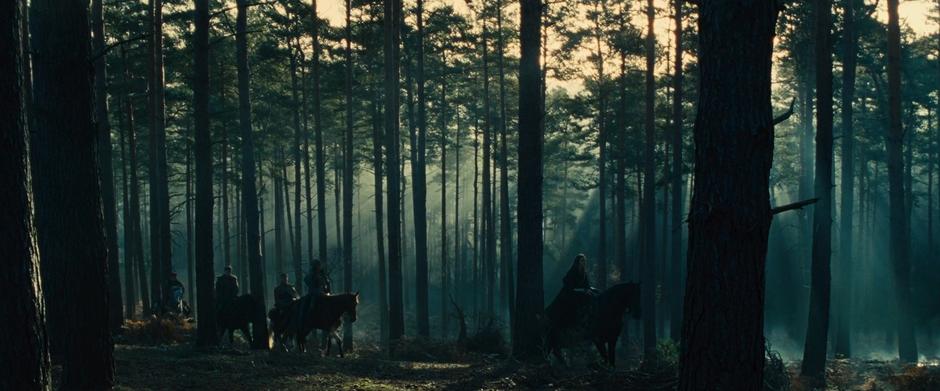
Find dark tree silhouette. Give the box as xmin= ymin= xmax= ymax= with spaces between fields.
xmin=886 ymin=0 xmax=917 ymax=363
xmin=678 ymin=1 xmax=780 ymax=388
xmin=0 ymin=1 xmax=52 ymax=386
xmin=236 ymin=0 xmax=269 ymax=349
xmin=513 ymin=0 xmax=544 ymax=362
xmin=30 ymin=0 xmax=114 ymax=385
xmin=193 ymin=0 xmax=218 ymax=348
xmin=385 ymin=0 xmax=405 ymax=345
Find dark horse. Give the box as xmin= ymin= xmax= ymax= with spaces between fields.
xmin=545 ymin=282 xmax=641 ymax=367
xmin=270 ymin=292 xmax=359 ymax=356
xmin=217 ymin=294 xmax=263 ymax=345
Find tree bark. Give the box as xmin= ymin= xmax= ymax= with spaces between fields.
xmin=385 ymin=0 xmax=405 ymax=345
xmin=593 ymin=0 xmax=609 ymax=292
xmin=833 ymin=0 xmax=857 ymax=359
xmin=30 ymin=0 xmax=115 ymax=384
xmin=236 ymin=0 xmax=268 ymax=349
xmin=312 ymin=0 xmax=329 ymax=266
xmin=343 ymin=0 xmax=355 ymax=348
xmin=513 ymin=0 xmax=544 ymax=361
xmin=886 ymin=0 xmax=917 ymax=363
xmin=149 ymin=0 xmax=171 ymax=306
xmin=669 ymin=0 xmax=684 ymax=342
xmin=641 ymin=0 xmax=657 ymax=359
xmin=678 ymin=1 xmax=780 ymax=388
xmin=92 ymin=0 xmax=124 ymax=332
xmin=194 ymin=0 xmax=218 ymax=347
xmin=496 ymin=0 xmax=514 ymax=321
xmin=412 ymin=0 xmax=431 ymax=336
xmin=0 ymin=1 xmax=53 ymax=385
xmin=801 ymin=0 xmax=834 ymax=380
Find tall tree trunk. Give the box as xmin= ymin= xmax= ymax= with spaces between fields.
xmin=439 ymin=54 xmax=449 ymax=337
xmin=886 ymin=0 xmax=917 ymax=363
xmin=496 ymin=0 xmax=514 ymax=322
xmin=385 ymin=0 xmax=405 ymax=345
xmin=641 ymin=0 xmax=657 ymax=359
xmin=289 ymin=43 xmax=304 ymax=288
xmin=275 ymin=161 xmax=285 ymax=276
xmin=186 ymin=132 xmax=195 ymax=318
xmin=1 ymin=1 xmax=53 ymax=384
xmin=834 ymin=0 xmax=857 ymax=359
xmin=371 ymin=78 xmax=389 ymax=346
xmin=343 ymin=0 xmax=355 ymax=348
xmin=312 ymin=0 xmax=329 ymax=266
xmin=194 ymin=0 xmax=218 ymax=347
xmin=481 ymin=11 xmax=495 ymax=318
xmin=593 ymin=0 xmax=608 ymax=292
xmin=149 ymin=0 xmax=171 ymax=306
xmin=412 ymin=0 xmax=431 ymax=336
xmin=615 ymin=2 xmax=628 ymax=291
xmin=669 ymin=0 xmax=684 ymax=342
xmin=236 ymin=0 xmax=268 ymax=349
xmin=801 ymin=0 xmax=834 ymax=380
xmin=513 ymin=0 xmax=544 ymax=361
xmin=92 ymin=0 xmax=124 ymax=331
xmin=120 ymin=44 xmax=142 ymax=319
xmin=30 ymin=0 xmax=115 ymax=384
xmin=678 ymin=1 xmax=780 ymax=388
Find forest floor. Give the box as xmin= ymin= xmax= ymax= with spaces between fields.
xmin=64 ymin=320 xmax=940 ymax=390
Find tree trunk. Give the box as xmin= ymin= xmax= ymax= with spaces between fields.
xmin=343 ymin=0 xmax=355 ymax=348
xmin=371 ymin=76 xmax=389 ymax=346
xmin=92 ymin=0 xmax=124 ymax=332
xmin=289 ymin=43 xmax=304 ymax=288
xmin=641 ymin=0 xmax=657 ymax=359
xmin=385 ymin=0 xmax=405 ymax=345
xmin=496 ymin=0 xmax=514 ymax=322
xmin=412 ymin=0 xmax=431 ymax=337
xmin=886 ymin=0 xmax=917 ymax=363
xmin=801 ymin=0 xmax=833 ymax=380
xmin=312 ymin=0 xmax=329 ymax=266
xmin=236 ymin=0 xmax=268 ymax=349
xmin=669 ymin=0 xmax=684 ymax=342
xmin=678 ymin=1 xmax=780 ymax=388
xmin=513 ymin=0 xmax=543 ymax=361
xmin=194 ymin=0 xmax=218 ymax=347
xmin=833 ymin=0 xmax=857 ymax=359
xmin=440 ymin=54 xmax=450 ymax=337
xmin=1 ymin=1 xmax=53 ymax=384
xmin=120 ymin=44 xmax=142 ymax=319
xmin=593 ymin=1 xmax=608 ymax=292
xmin=30 ymin=0 xmax=115 ymax=384
xmin=149 ymin=0 xmax=171 ymax=306
xmin=481 ymin=11 xmax=495 ymax=318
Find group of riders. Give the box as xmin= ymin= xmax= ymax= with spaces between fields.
xmin=157 ymin=261 xmax=332 ymax=329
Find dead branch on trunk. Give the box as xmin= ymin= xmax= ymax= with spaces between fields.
xmin=771 ymin=198 xmax=819 ymax=215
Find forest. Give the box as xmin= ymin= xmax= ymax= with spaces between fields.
xmin=3 ymin=0 xmax=940 ymax=389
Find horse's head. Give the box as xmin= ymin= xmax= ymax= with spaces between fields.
xmin=344 ymin=291 xmax=360 ymax=322
xmin=614 ymin=282 xmax=642 ymax=320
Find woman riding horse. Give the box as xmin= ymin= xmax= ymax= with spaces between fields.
xmin=547 ymin=254 xmax=596 ymax=329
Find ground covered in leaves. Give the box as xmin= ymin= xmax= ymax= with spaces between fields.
xmin=79 ymin=320 xmax=940 ymax=390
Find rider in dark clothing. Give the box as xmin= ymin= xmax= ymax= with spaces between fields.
xmin=165 ymin=272 xmax=186 ymax=314
xmin=275 ymin=273 xmax=299 ymax=309
xmin=548 ymin=254 xmax=595 ymax=328
xmin=215 ymin=265 xmax=239 ymax=309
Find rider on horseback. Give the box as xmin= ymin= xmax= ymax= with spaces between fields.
xmin=270 ymin=273 xmax=299 ymax=330
xmin=216 ymin=265 xmax=239 ymax=311
xmin=548 ymin=254 xmax=598 ymax=329
xmin=163 ymin=272 xmax=188 ymax=315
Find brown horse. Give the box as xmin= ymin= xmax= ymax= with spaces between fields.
xmin=545 ymin=282 xmax=641 ymax=367
xmin=271 ymin=292 xmax=359 ymax=356
xmin=218 ymin=294 xmax=263 ymax=346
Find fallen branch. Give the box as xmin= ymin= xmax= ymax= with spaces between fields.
xmin=771 ymin=198 xmax=819 ymax=215
xmin=772 ymin=97 xmax=796 ymax=126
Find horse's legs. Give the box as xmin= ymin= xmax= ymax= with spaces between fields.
xmin=593 ymin=340 xmax=608 ymax=366
xmin=297 ymin=333 xmax=307 ymax=353
xmin=334 ymin=332 xmax=344 ymax=357
xmin=241 ymin=326 xmax=252 ymax=346
xmin=607 ymin=339 xmax=617 ymax=368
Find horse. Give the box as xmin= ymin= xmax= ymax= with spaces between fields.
xmin=270 ymin=292 xmax=359 ymax=356
xmin=544 ymin=282 xmax=641 ymax=368
xmin=217 ymin=294 xmax=263 ymax=346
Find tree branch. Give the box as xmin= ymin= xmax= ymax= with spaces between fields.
xmin=88 ymin=33 xmax=150 ymax=63
xmin=772 ymin=97 xmax=796 ymax=126
xmin=771 ymin=197 xmax=819 ymax=215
